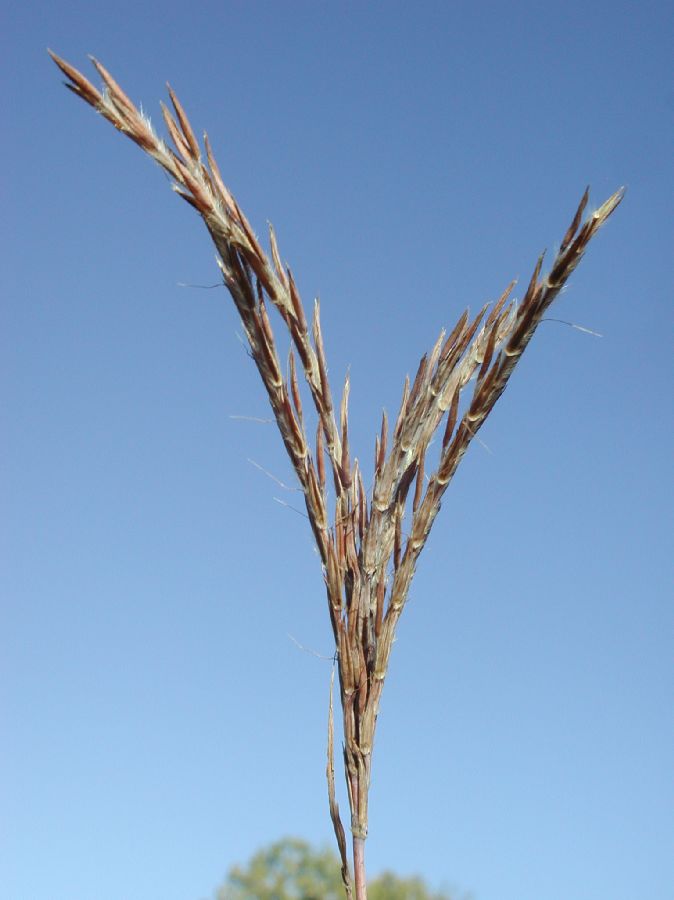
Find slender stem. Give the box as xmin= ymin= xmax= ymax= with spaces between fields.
xmin=353 ymin=836 xmax=367 ymax=899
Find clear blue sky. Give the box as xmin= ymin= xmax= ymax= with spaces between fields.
xmin=3 ymin=2 xmax=672 ymax=899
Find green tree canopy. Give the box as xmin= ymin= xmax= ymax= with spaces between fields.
xmin=217 ymin=838 xmax=458 ymax=900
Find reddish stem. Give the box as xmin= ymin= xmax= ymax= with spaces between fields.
xmin=353 ymin=836 xmax=367 ymax=899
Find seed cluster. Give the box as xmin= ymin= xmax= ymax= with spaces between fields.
xmin=50 ymin=51 xmax=623 ymax=897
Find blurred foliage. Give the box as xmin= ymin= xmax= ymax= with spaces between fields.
xmin=217 ymin=837 xmax=459 ymax=899
xmin=368 ymin=870 xmax=454 ymax=900
xmin=218 ymin=837 xmax=343 ymax=900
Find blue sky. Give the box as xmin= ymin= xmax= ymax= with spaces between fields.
xmin=3 ymin=2 xmax=672 ymax=899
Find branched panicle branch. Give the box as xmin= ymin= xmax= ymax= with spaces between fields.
xmin=51 ymin=51 xmax=623 ymax=900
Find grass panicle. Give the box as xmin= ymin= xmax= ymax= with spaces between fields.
xmin=50 ymin=50 xmax=623 ymax=899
